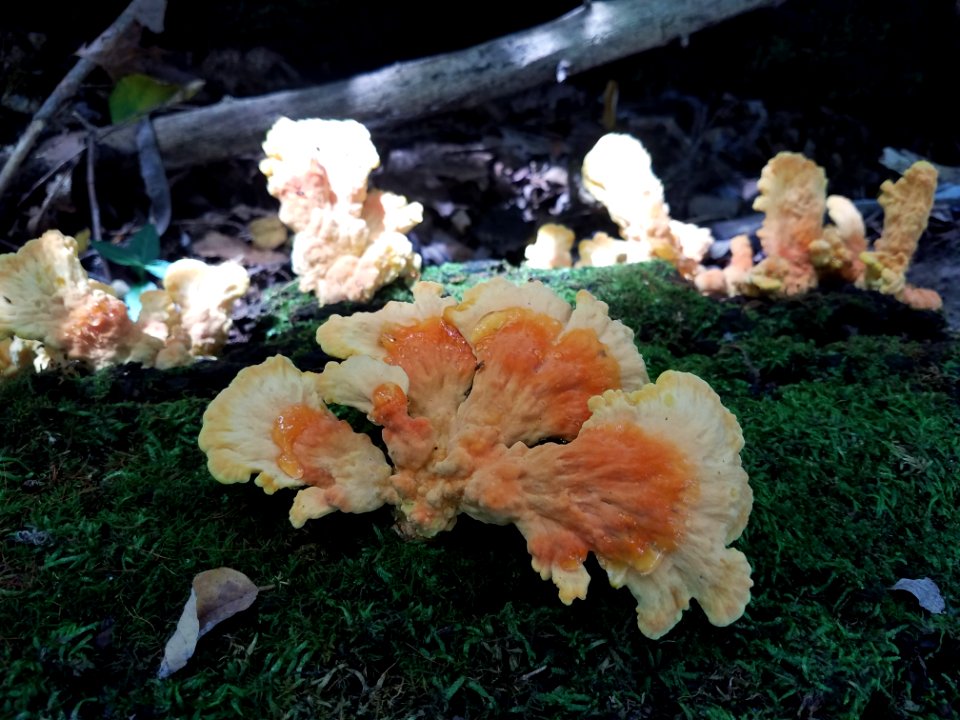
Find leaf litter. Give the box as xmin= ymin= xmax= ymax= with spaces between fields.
xmin=158 ymin=566 xmax=259 ymax=678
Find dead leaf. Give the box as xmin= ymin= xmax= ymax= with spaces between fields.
xmin=77 ymin=24 xmax=149 ymax=81
xmin=136 ymin=119 xmax=171 ymax=234
xmin=249 ymin=216 xmax=288 ymax=250
xmin=891 ymin=577 xmax=945 ymax=614
xmin=193 ymin=231 xmax=289 ymax=266
xmin=158 ymin=567 xmax=258 ymax=678
xmin=77 ymin=0 xmax=172 ymax=82
xmin=34 ymin=131 xmax=86 ymax=168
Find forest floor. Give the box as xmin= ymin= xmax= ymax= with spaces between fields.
xmin=1 ymin=2 xmax=959 ymax=719
xmin=2 ymin=0 xmax=959 ymax=329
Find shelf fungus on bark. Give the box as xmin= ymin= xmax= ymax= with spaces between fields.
xmin=198 ymin=277 xmax=753 ymax=638
xmin=260 ymin=117 xmax=423 ymax=306
xmin=0 ymin=230 xmax=248 ymax=374
xmin=730 ymin=152 xmax=941 ymax=310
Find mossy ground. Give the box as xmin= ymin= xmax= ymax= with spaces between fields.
xmin=2 ymin=262 xmax=958 ymax=719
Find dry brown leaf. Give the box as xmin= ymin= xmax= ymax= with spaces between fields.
xmin=77 ymin=24 xmax=149 ymax=80
xmin=193 ymin=230 xmax=288 ymax=266
xmin=249 ymin=215 xmax=289 ymax=250
xmin=77 ymin=0 xmax=170 ymax=81
xmin=157 ymin=567 xmax=258 ymax=679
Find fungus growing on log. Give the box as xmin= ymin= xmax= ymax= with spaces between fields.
xmin=0 ymin=230 xmax=248 ymax=372
xmin=260 ymin=117 xmax=423 ymax=306
xmin=199 ymin=277 xmax=753 ymax=638
xmin=732 ymin=152 xmax=941 ymax=310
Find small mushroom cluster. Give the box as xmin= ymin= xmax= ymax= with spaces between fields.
xmin=260 ymin=118 xmax=423 ymax=306
xmin=524 ymin=133 xmax=714 ymax=278
xmin=695 ymin=152 xmax=941 ymax=309
xmin=0 ymin=230 xmax=249 ymax=374
xmin=525 ymin=134 xmax=941 ymax=312
xmin=199 ymin=276 xmax=753 ymax=638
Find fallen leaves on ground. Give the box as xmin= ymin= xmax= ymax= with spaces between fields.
xmin=157 ymin=566 xmax=258 ymax=678
xmin=891 ymin=577 xmax=945 ymax=615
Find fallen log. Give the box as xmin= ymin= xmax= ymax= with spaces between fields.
xmin=98 ymin=0 xmax=777 ymax=169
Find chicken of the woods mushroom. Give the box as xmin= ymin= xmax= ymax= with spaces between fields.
xmin=199 ymin=277 xmax=753 ymax=639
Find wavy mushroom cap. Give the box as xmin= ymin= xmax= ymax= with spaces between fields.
xmin=442 ymin=278 xmax=649 ymax=445
xmin=748 ymin=152 xmax=827 ymax=296
xmin=581 ymin=133 xmax=668 ymax=235
xmin=0 ymin=231 xmax=99 ymax=340
xmin=261 ymin=118 xmax=423 ymax=306
xmin=198 ymin=355 xmax=394 ymax=526
xmin=524 ymin=223 xmax=575 ymax=269
xmin=873 ymin=160 xmax=938 ymax=273
xmin=0 ymin=230 xmax=154 ymax=368
xmin=860 ymin=161 xmax=940 ymax=310
xmin=462 ymin=370 xmax=752 ymax=639
xmin=261 ymin=117 xmax=381 ymax=211
xmin=162 ymin=258 xmax=250 ymax=357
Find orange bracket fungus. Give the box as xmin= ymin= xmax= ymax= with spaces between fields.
xmin=0 ymin=230 xmax=249 ymax=372
xmin=260 ymin=117 xmax=424 ymax=306
xmin=199 ymin=277 xmax=753 ymax=638
xmin=726 ymin=152 xmax=941 ymax=310
xmin=578 ymin=133 xmax=714 ymax=278
xmin=859 ymin=160 xmax=941 ymax=310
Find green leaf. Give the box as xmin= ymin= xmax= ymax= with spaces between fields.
xmin=90 ymin=240 xmax=140 ymax=268
xmin=109 ymin=73 xmax=181 ymax=124
xmin=128 ymin=223 xmax=160 ymax=264
xmin=144 ymin=259 xmax=171 ymax=281
xmin=91 ymin=224 xmax=161 ymax=271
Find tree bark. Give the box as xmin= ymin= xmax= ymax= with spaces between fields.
xmin=80 ymin=0 xmax=777 ymax=171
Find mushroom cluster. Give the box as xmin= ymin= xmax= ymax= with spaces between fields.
xmin=199 ymin=277 xmax=753 ymax=638
xmin=260 ymin=117 xmax=423 ymax=306
xmin=524 ymin=133 xmax=714 ymax=279
xmin=696 ymin=153 xmax=941 ymax=309
xmin=0 ymin=230 xmax=249 ymax=373
xmin=524 ymin=135 xmax=941 ymax=313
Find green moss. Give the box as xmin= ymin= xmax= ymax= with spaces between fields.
xmin=2 ymin=261 xmax=958 ymax=718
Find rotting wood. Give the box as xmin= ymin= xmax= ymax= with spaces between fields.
xmin=30 ymin=0 xmax=778 ymax=175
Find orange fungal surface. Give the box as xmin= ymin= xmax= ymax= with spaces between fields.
xmin=474 ymin=422 xmax=692 ymax=574
xmin=551 ymin=423 xmax=692 ymax=564
xmin=379 ymin=316 xmax=475 ymax=417
xmin=59 ymin=295 xmax=136 ymax=358
xmin=201 ymin=278 xmax=752 ymax=638
xmin=465 ymin=309 xmax=621 ymax=443
xmin=372 ymin=382 xmax=436 ymax=469
xmin=271 ymin=404 xmax=338 ymax=485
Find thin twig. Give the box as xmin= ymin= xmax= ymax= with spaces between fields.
xmin=25 ymin=170 xmax=73 ymax=236
xmin=73 ymin=110 xmax=104 ymax=244
xmin=0 ymin=0 xmax=160 ymax=201
xmin=85 ymin=132 xmax=102 ymax=244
